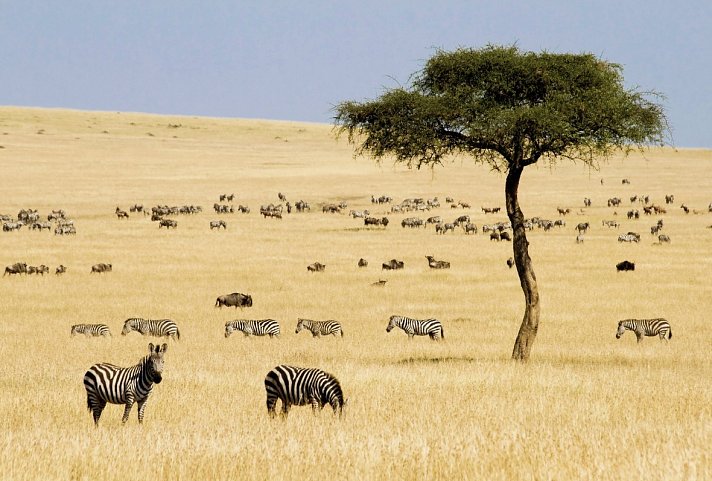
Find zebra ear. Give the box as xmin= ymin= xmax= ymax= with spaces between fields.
xmin=161 ymin=343 xmax=168 ymax=353
xmin=148 ymin=343 xmax=155 ymax=353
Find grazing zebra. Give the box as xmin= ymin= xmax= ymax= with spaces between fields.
xmin=83 ymin=343 xmax=168 ymax=425
xmin=618 ymin=233 xmax=641 ymax=243
xmin=264 ymin=365 xmax=344 ymax=418
xmin=386 ymin=315 xmax=444 ymax=340
xmin=295 ymin=318 xmax=343 ymax=337
xmin=616 ymin=318 xmax=672 ymax=343
xmin=71 ymin=324 xmax=112 ymax=338
xmin=225 ymin=319 xmax=281 ymax=338
xmin=121 ymin=318 xmax=181 ymax=341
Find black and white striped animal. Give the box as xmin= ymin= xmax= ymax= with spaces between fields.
xmin=71 ymin=324 xmax=111 ymax=338
xmin=225 ymin=319 xmax=281 ymax=338
xmin=83 ymin=343 xmax=168 ymax=425
xmin=295 ymin=318 xmax=343 ymax=337
xmin=616 ymin=318 xmax=672 ymax=343
xmin=618 ymin=232 xmax=640 ymax=243
xmin=386 ymin=315 xmax=444 ymax=340
xmin=264 ymin=365 xmax=344 ymax=418
xmin=121 ymin=318 xmax=180 ymax=341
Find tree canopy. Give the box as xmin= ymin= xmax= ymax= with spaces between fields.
xmin=335 ymin=45 xmax=667 ymax=171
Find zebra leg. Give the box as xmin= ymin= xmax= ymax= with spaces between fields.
xmin=266 ymin=396 xmax=277 ymax=418
xmin=121 ymin=396 xmax=135 ymax=424
xmin=91 ymin=400 xmax=106 ymax=426
xmin=280 ymin=401 xmax=290 ymax=419
xmin=310 ymin=399 xmax=321 ymax=415
xmin=635 ymin=332 xmax=643 ymax=343
xmin=137 ymin=399 xmax=149 ymax=424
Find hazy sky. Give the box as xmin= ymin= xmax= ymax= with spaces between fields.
xmin=2 ymin=1 xmax=710 ymax=147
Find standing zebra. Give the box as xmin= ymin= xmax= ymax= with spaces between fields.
xmin=264 ymin=365 xmax=344 ymax=418
xmin=616 ymin=318 xmax=672 ymax=343
xmin=71 ymin=324 xmax=112 ymax=338
xmin=83 ymin=343 xmax=168 ymax=425
xmin=386 ymin=315 xmax=444 ymax=340
xmin=121 ymin=318 xmax=181 ymax=341
xmin=295 ymin=318 xmax=343 ymax=337
xmin=225 ymin=319 xmax=281 ymax=338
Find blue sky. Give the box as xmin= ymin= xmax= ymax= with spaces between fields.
xmin=1 ymin=0 xmax=710 ymax=147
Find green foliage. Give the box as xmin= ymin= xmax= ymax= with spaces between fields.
xmin=335 ymin=45 xmax=668 ymax=170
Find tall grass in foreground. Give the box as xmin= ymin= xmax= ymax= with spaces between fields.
xmin=0 ymin=108 xmax=710 ymax=480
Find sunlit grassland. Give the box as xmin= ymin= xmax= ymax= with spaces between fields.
xmin=0 ymin=107 xmax=710 ymax=480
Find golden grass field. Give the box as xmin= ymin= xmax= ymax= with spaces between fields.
xmin=0 ymin=106 xmax=710 ymax=481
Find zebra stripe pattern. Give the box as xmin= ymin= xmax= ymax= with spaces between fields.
xmin=225 ymin=319 xmax=281 ymax=338
xmin=386 ymin=315 xmax=444 ymax=340
xmin=83 ymin=343 xmax=167 ymax=425
xmin=616 ymin=318 xmax=672 ymax=343
xmin=71 ymin=324 xmax=111 ymax=338
xmin=264 ymin=365 xmax=344 ymax=418
xmin=618 ymin=233 xmax=641 ymax=243
xmin=295 ymin=318 xmax=343 ymax=337
xmin=121 ymin=318 xmax=181 ymax=341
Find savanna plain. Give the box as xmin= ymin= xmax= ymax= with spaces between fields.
xmin=0 ymin=107 xmax=710 ymax=481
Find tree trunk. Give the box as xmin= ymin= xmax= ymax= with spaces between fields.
xmin=505 ymin=163 xmax=540 ymax=361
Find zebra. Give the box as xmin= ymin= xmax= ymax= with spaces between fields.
xmin=618 ymin=233 xmax=641 ymax=243
xmin=210 ymin=220 xmax=227 ymax=230
xmin=121 ymin=318 xmax=181 ymax=341
xmin=71 ymin=324 xmax=112 ymax=338
xmin=616 ymin=318 xmax=672 ymax=343
xmin=264 ymin=365 xmax=344 ymax=418
xmin=386 ymin=315 xmax=444 ymax=340
xmin=83 ymin=343 xmax=168 ymax=425
xmin=295 ymin=318 xmax=343 ymax=337
xmin=225 ymin=319 xmax=281 ymax=338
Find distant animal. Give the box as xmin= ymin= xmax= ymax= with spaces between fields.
xmin=622 ymin=178 xmax=630 ymax=184
xmin=225 ymin=319 xmax=280 ymax=338
xmin=618 ymin=233 xmax=640 ymax=243
xmin=307 ymin=262 xmax=326 ymax=273
xmin=71 ymin=324 xmax=111 ymax=338
xmin=616 ymin=260 xmax=635 ymax=272
xmin=158 ymin=219 xmax=177 ymax=229
xmin=4 ymin=262 xmax=27 ymax=276
xmin=425 ymin=255 xmax=450 ymax=269
xmin=499 ymin=231 xmax=511 ymax=242
xmin=658 ymin=234 xmax=671 ymax=244
xmin=381 ymin=259 xmax=404 ymax=270
xmin=121 ymin=318 xmax=180 ymax=341
xmin=295 ymin=318 xmax=343 ymax=337
xmin=210 ymin=220 xmax=227 ymax=230
xmin=463 ymin=222 xmax=477 ymax=234
xmin=358 ymin=258 xmax=368 ymax=267
xmin=115 ymin=207 xmax=129 ymax=219
xmin=55 ymin=265 xmax=67 ymax=275
xmin=616 ymin=318 xmax=672 ymax=343
xmin=506 ymin=257 xmax=515 ymax=269
xmin=575 ymin=222 xmax=590 ymax=234
xmin=264 ymin=365 xmax=344 ymax=418
xmin=665 ymin=195 xmax=674 ymax=204
xmin=576 ymin=234 xmax=584 ymax=244
xmin=215 ymin=292 xmax=253 ymax=308
xmin=371 ymin=279 xmax=387 ymax=287
xmin=83 ymin=343 xmax=168 ymax=425
xmin=91 ymin=263 xmax=112 ymax=273
xmin=386 ymin=315 xmax=444 ymax=341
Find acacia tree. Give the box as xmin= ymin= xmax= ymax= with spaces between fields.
xmin=335 ymin=45 xmax=667 ymax=361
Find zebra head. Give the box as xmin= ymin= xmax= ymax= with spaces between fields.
xmin=386 ymin=315 xmax=399 ymax=332
xmin=225 ymin=322 xmax=236 ymax=338
xmin=616 ymin=321 xmax=626 ymax=339
xmin=295 ymin=318 xmax=307 ymax=334
xmin=121 ymin=319 xmax=136 ymax=336
xmin=147 ymin=343 xmax=168 ymax=384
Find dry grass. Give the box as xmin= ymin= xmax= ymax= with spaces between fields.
xmin=0 ymin=107 xmax=710 ymax=481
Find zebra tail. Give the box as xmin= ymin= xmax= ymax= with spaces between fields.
xmin=176 ymin=329 xmax=181 ymax=341
xmin=441 ymin=326 xmax=445 ymax=339
xmin=668 ymin=329 xmax=672 ymax=339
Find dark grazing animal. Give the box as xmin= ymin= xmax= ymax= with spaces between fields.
xmin=91 ymin=263 xmax=112 ymax=273
xmin=55 ymin=265 xmax=67 ymax=275
xmin=506 ymin=257 xmax=515 ymax=269
xmin=215 ymin=292 xmax=253 ymax=308
xmin=386 ymin=315 xmax=444 ymax=340
xmin=616 ymin=318 xmax=672 ymax=343
xmin=71 ymin=324 xmax=112 ymax=338
xmin=295 ymin=318 xmax=343 ymax=337
xmin=264 ymin=365 xmax=344 ymax=418
xmin=121 ymin=318 xmax=180 ymax=341
xmin=210 ymin=220 xmax=227 ymax=230
xmin=83 ymin=343 xmax=168 ymax=425
xmin=225 ymin=319 xmax=281 ymax=338
xmin=381 ymin=259 xmax=404 ymax=270
xmin=357 ymin=258 xmax=368 ymax=268
xmin=307 ymin=262 xmax=326 ymax=273
xmin=4 ymin=262 xmax=28 ymax=276
xmin=158 ymin=219 xmax=178 ymax=229
xmin=425 ymin=256 xmax=450 ymax=269
xmin=616 ymin=260 xmax=635 ymax=272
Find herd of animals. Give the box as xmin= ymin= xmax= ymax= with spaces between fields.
xmin=5 ymin=183 xmax=707 ymax=425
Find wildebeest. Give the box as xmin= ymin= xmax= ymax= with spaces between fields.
xmin=210 ymin=220 xmax=227 ymax=230
xmin=4 ymin=262 xmax=27 ymax=276
xmin=91 ymin=263 xmax=112 ymax=273
xmin=425 ymin=256 xmax=450 ymax=269
xmin=55 ymin=265 xmax=67 ymax=275
xmin=215 ymin=292 xmax=253 ymax=308
xmin=382 ymin=259 xmax=404 ymax=270
xmin=307 ymin=262 xmax=326 ymax=273
xmin=115 ymin=207 xmax=129 ymax=219
xmin=358 ymin=258 xmax=368 ymax=268
xmin=616 ymin=260 xmax=635 ymax=272
xmin=506 ymin=257 xmax=515 ymax=269
xmin=159 ymin=219 xmax=178 ymax=229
